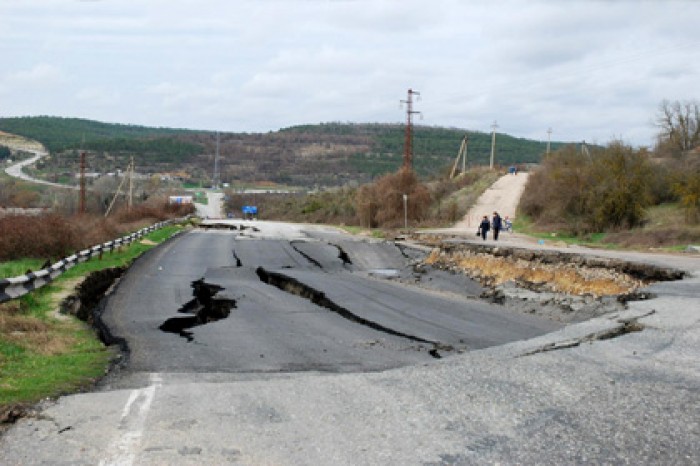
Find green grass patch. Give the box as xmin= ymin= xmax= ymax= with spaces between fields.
xmin=0 ymin=259 xmax=46 ymax=279
xmin=0 ymin=329 xmax=111 ymax=406
xmin=194 ymin=191 xmax=208 ymax=205
xmin=60 ymin=225 xmax=181 ymax=279
xmin=338 ymin=225 xmax=363 ymax=235
xmin=513 ymin=215 xmax=619 ymax=248
xmin=0 ymin=223 xmax=183 ymax=409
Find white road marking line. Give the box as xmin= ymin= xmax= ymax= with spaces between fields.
xmin=99 ymin=373 xmax=163 ymax=466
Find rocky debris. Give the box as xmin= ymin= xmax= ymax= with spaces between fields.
xmin=418 ymin=241 xmax=682 ymax=323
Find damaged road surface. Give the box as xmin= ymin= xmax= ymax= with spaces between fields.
xmin=3 ymin=220 xmax=699 ymax=465
xmin=97 ymin=221 xmax=560 ymax=375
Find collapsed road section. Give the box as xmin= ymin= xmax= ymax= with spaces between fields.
xmin=255 ymin=266 xmax=443 ymax=357
xmin=417 ymin=239 xmax=686 ymax=323
xmin=252 ymin=265 xmax=561 ymax=354
xmin=80 ymin=225 xmax=624 ymax=375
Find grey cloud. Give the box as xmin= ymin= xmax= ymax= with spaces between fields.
xmin=0 ymin=0 xmax=698 ymax=146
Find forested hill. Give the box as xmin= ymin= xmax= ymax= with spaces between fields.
xmin=0 ymin=116 xmax=198 ymax=152
xmin=0 ymin=116 xmax=566 ymax=187
xmin=280 ymin=123 xmax=564 ymax=177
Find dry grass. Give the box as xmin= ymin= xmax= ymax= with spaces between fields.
xmin=604 ymin=203 xmax=700 ymax=248
xmin=0 ymin=132 xmax=45 ymax=152
xmin=0 ymin=303 xmax=76 ymax=356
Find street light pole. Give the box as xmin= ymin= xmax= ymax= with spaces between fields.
xmin=490 ymin=120 xmax=499 ymax=170
xmin=403 ymin=193 xmax=408 ymax=230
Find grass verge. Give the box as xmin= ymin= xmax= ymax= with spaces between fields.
xmin=514 ymin=205 xmax=700 ymax=251
xmin=0 ymin=259 xmax=46 ymax=279
xmin=0 ymin=224 xmax=183 ymax=415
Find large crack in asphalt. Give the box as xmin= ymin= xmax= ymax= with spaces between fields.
xmin=159 ymin=278 xmax=236 ymax=342
xmin=332 ymin=243 xmax=353 ymax=266
xmin=289 ymin=240 xmax=354 ymax=270
xmin=517 ymin=311 xmax=653 ymax=357
xmin=232 ymin=249 xmax=243 ymax=267
xmin=197 ymin=223 xmax=260 ymax=233
xmin=255 ymin=266 xmax=448 ymax=358
xmin=290 ymin=240 xmax=325 ymax=269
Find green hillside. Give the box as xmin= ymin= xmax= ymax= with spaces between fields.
xmin=0 ymin=116 xmax=199 ymax=152
xmin=281 ymin=123 xmax=565 ymax=176
xmin=0 ymin=116 xmax=568 ymax=187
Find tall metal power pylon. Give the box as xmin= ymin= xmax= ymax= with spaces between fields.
xmin=400 ymin=88 xmax=421 ymax=170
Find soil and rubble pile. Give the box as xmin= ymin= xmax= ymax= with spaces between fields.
xmin=417 ymin=239 xmax=683 ymax=323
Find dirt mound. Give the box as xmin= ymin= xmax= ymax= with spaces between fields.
xmin=420 ymin=241 xmax=683 ymax=323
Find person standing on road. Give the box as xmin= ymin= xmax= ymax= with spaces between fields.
xmin=492 ymin=211 xmax=502 ymax=240
xmin=478 ymin=215 xmax=490 ymax=240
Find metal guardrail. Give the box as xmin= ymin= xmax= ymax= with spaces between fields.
xmin=0 ymin=219 xmax=177 ymax=304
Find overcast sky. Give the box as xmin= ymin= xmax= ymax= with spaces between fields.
xmin=1 ymin=0 xmax=698 ymax=146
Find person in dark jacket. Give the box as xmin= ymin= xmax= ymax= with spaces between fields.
xmin=492 ymin=211 xmax=502 ymax=240
xmin=478 ymin=215 xmax=490 ymax=240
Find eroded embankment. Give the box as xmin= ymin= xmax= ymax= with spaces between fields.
xmin=419 ymin=241 xmax=685 ymax=323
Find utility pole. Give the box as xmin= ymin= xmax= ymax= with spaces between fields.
xmin=79 ymin=150 xmax=86 ymax=214
xmin=490 ymin=120 xmax=499 ymax=169
xmin=462 ymin=136 xmax=468 ymax=174
xmin=547 ymin=127 xmax=552 ymax=155
xmin=400 ymin=88 xmax=421 ymax=170
xmin=581 ymin=140 xmax=590 ymax=159
xmin=213 ymin=131 xmax=220 ymax=189
xmin=127 ymin=156 xmax=134 ymax=211
xmin=450 ymin=134 xmax=469 ymax=179
xmin=104 ymin=158 xmax=134 ymax=218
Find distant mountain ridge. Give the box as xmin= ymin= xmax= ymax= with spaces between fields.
xmin=0 ymin=116 xmax=566 ymax=187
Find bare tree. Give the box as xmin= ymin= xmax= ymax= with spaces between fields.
xmin=656 ymin=100 xmax=700 ymax=154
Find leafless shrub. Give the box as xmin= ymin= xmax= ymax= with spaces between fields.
xmin=355 ymin=168 xmax=431 ymax=228
xmin=0 ymin=214 xmax=79 ymax=260
xmin=0 ymin=201 xmax=191 ymax=261
xmin=520 ymin=143 xmax=655 ymax=233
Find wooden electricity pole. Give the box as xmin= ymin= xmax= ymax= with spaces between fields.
xmin=79 ymin=151 xmax=86 ymax=214
xmin=105 ymin=158 xmax=135 ymax=217
xmin=450 ymin=135 xmax=469 ymax=179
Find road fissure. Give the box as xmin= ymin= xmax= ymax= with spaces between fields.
xmin=254 ymin=266 xmax=446 ymax=358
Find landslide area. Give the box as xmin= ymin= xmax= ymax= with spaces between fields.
xmin=417 ymin=239 xmax=684 ymax=323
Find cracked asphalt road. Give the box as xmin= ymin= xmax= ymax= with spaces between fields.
xmin=1 ymin=220 xmax=698 ymax=465
xmin=93 ymin=222 xmax=560 ymax=374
